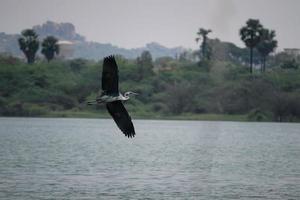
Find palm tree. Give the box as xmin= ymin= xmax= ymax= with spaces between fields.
xmin=257 ymin=29 xmax=277 ymax=72
xmin=18 ymin=29 xmax=39 ymax=64
xmin=41 ymin=36 xmax=59 ymax=62
xmin=196 ymin=28 xmax=212 ymax=60
xmin=239 ymin=19 xmax=263 ymax=73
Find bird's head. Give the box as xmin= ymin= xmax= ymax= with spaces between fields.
xmin=124 ymin=91 xmax=139 ymax=98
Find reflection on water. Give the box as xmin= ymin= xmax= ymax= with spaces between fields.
xmin=0 ymin=118 xmax=299 ymax=199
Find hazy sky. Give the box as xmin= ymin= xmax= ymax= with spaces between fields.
xmin=0 ymin=0 xmax=300 ymax=50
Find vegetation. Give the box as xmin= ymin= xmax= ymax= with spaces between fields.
xmin=240 ymin=19 xmax=263 ymax=73
xmin=41 ymin=36 xmax=59 ymax=62
xmin=136 ymin=51 xmax=154 ymax=81
xmin=257 ymin=28 xmax=277 ymax=72
xmin=1 ymin=49 xmax=299 ymax=122
xmin=1 ymin=19 xmax=299 ymax=122
xmin=196 ymin=28 xmax=212 ymax=60
xmin=18 ymin=29 xmax=40 ymax=64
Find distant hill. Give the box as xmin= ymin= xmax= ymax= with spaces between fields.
xmin=72 ymin=41 xmax=185 ymax=59
xmin=0 ymin=32 xmax=22 ymax=57
xmin=32 ymin=21 xmax=85 ymax=42
xmin=0 ymin=21 xmax=185 ymax=59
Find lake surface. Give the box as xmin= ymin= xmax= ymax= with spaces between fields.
xmin=0 ymin=117 xmax=299 ymax=199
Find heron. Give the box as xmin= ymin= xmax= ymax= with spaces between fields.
xmin=87 ymin=55 xmax=138 ymax=138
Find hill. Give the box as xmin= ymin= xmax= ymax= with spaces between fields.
xmin=0 ymin=21 xmax=185 ymax=59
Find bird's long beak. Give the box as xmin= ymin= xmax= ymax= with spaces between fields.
xmin=132 ymin=92 xmax=139 ymax=95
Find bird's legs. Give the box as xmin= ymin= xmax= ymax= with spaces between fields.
xmin=87 ymin=100 xmax=97 ymax=105
xmin=87 ymin=99 xmax=104 ymax=105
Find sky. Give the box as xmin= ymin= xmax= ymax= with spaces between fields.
xmin=0 ymin=0 xmax=300 ymax=50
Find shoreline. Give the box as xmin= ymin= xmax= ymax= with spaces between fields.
xmin=1 ymin=111 xmax=299 ymax=123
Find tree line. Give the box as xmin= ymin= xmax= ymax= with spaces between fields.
xmin=19 ymin=18 xmax=278 ymax=73
xmin=1 ymin=18 xmax=299 ymax=121
xmin=196 ymin=18 xmax=278 ymax=73
xmin=1 ymin=52 xmax=299 ymax=121
xmin=18 ymin=29 xmax=59 ymax=64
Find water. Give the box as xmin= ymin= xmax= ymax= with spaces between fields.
xmin=0 ymin=118 xmax=299 ymax=199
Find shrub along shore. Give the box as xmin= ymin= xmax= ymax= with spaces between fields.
xmin=1 ymin=54 xmax=300 ymax=122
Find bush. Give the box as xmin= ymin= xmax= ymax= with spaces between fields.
xmin=280 ymin=59 xmax=299 ymax=70
xmin=3 ymin=102 xmax=48 ymax=116
xmin=247 ymin=109 xmax=269 ymax=121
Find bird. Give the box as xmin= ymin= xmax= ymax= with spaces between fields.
xmin=87 ymin=55 xmax=138 ymax=138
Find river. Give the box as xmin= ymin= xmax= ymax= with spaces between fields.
xmin=0 ymin=117 xmax=299 ymax=199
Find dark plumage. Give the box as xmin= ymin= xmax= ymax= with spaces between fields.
xmin=106 ymin=101 xmax=135 ymax=138
xmin=102 ymin=55 xmax=119 ymax=95
xmin=87 ymin=55 xmax=136 ymax=138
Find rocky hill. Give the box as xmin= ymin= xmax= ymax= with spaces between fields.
xmin=0 ymin=21 xmax=185 ymax=59
xmin=32 ymin=21 xmax=85 ymax=42
xmin=0 ymin=32 xmax=22 ymax=57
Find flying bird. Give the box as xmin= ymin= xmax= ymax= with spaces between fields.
xmin=87 ymin=55 xmax=138 ymax=138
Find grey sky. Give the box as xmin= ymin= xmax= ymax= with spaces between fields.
xmin=0 ymin=0 xmax=299 ymax=50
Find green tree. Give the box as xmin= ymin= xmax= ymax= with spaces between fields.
xmin=136 ymin=51 xmax=153 ymax=80
xmin=240 ymin=19 xmax=263 ymax=73
xmin=41 ymin=36 xmax=59 ymax=62
xmin=164 ymin=81 xmax=195 ymax=114
xmin=281 ymin=59 xmax=299 ymax=70
xmin=196 ymin=28 xmax=212 ymax=60
xmin=18 ymin=29 xmax=40 ymax=64
xmin=257 ymin=29 xmax=277 ymax=72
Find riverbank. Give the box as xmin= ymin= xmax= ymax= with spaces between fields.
xmin=42 ymin=110 xmax=249 ymax=121
xmin=3 ymin=109 xmax=300 ymax=122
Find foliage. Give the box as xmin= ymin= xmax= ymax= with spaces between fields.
xmin=240 ymin=19 xmax=263 ymax=73
xmin=0 ymin=52 xmax=300 ymax=122
xmin=136 ymin=51 xmax=154 ymax=81
xmin=256 ymin=28 xmax=278 ymax=72
xmin=196 ymin=28 xmax=212 ymax=61
xmin=41 ymin=36 xmax=59 ymax=62
xmin=247 ymin=108 xmax=269 ymax=121
xmin=18 ymin=29 xmax=40 ymax=64
xmin=280 ymin=59 xmax=299 ymax=70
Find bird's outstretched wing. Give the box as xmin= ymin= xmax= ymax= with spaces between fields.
xmin=106 ymin=101 xmax=135 ymax=138
xmin=102 ymin=55 xmax=119 ymax=95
